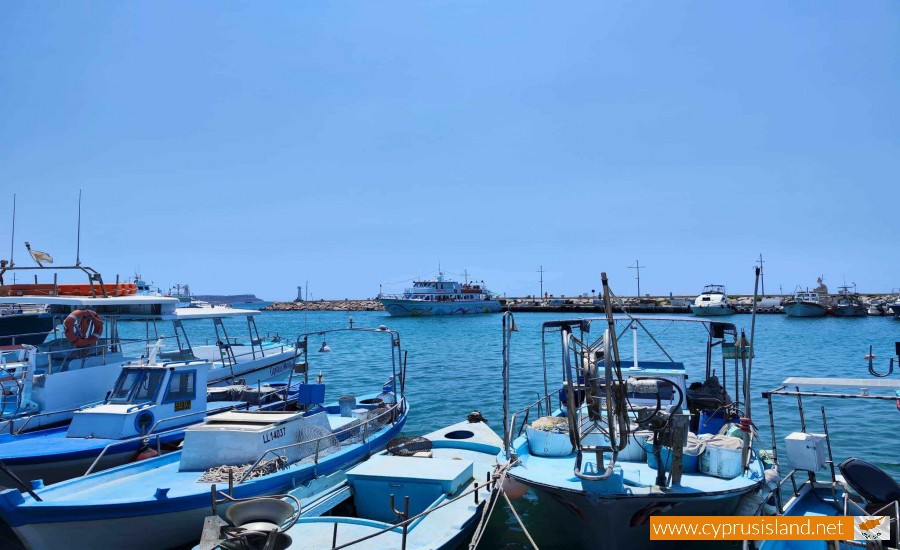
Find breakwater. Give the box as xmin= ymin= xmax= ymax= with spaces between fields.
xmin=264 ymin=299 xmax=383 ymax=312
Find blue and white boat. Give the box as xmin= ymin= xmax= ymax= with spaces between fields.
xmin=498 ymin=275 xmax=766 ymax=548
xmin=199 ymin=417 xmax=502 ymax=550
xmin=0 ymin=294 xmax=297 ymax=433
xmin=783 ymin=288 xmax=829 ymax=318
xmin=690 ymin=284 xmax=736 ymax=316
xmin=378 ymin=272 xmax=501 ymax=317
xmin=0 ymin=325 xmax=409 ymax=550
xmin=0 ymin=360 xmax=302 ymax=487
xmin=754 ymin=376 xmax=900 ymax=548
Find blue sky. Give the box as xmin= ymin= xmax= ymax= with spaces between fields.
xmin=2 ymin=2 xmax=898 ymax=299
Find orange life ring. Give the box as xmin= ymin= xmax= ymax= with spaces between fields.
xmin=63 ymin=309 xmax=104 ymax=348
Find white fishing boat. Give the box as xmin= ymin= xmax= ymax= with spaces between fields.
xmin=690 ymin=284 xmax=736 ymax=316
xmin=378 ymin=272 xmax=501 ymax=317
xmin=197 ymin=417 xmax=502 ymax=550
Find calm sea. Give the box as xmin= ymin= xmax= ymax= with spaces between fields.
xmin=158 ymin=310 xmax=900 ymax=548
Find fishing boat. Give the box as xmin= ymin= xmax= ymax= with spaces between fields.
xmin=498 ymin=274 xmax=766 ymax=549
xmin=783 ymin=288 xmax=829 ymax=318
xmin=198 ymin=416 xmax=502 ymax=550
xmin=829 ymin=285 xmax=868 ymax=317
xmin=753 ymin=375 xmax=900 ymax=548
xmin=690 ymin=284 xmax=736 ymax=316
xmin=378 ymin=272 xmax=501 ymax=317
xmin=0 ymin=325 xmax=409 ymax=550
xmin=0 ymin=360 xmax=304 ymax=487
xmin=0 ymin=290 xmax=297 ymax=433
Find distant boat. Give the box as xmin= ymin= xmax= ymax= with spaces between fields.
xmin=783 ymin=289 xmax=828 ymax=318
xmin=689 ymin=284 xmax=736 ymax=316
xmin=829 ymin=285 xmax=868 ymax=317
xmin=378 ymin=272 xmax=501 ymax=317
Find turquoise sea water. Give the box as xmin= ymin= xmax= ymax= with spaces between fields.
xmin=204 ymin=309 xmax=900 ymax=548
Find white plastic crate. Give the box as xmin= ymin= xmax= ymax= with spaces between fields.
xmin=784 ymin=432 xmax=827 ymax=471
xmin=700 ymin=443 xmax=743 ymax=479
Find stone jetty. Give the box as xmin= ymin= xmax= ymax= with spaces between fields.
xmin=264 ymin=299 xmax=384 ymax=312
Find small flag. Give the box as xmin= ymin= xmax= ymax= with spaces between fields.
xmin=25 ymin=242 xmax=53 ymax=266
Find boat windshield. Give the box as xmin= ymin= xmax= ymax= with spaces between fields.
xmin=108 ymin=369 xmax=166 ymax=404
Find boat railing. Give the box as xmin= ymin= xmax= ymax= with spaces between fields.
xmin=82 ymin=380 xmax=309 ymax=477
xmin=2 ymin=401 xmax=106 ymax=435
xmin=505 ymin=392 xmax=557 ymax=455
xmin=237 ymin=401 xmax=403 ymax=483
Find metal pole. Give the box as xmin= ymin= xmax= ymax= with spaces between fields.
xmin=538 ymin=265 xmax=544 ymax=299
xmin=9 ymin=194 xmax=15 ymax=266
xmin=76 ymin=189 xmax=82 ymax=266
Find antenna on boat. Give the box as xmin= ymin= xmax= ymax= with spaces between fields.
xmin=75 ymin=189 xmax=82 ymax=266
xmin=8 ymin=194 xmax=15 ymax=267
xmin=742 ymin=266 xmax=761 ymax=470
xmin=756 ymin=254 xmax=765 ymax=296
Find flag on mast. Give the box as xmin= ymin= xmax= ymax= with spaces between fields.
xmin=25 ymin=242 xmax=53 ymax=266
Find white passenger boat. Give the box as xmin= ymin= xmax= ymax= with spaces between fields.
xmin=690 ymin=284 xmax=736 ymax=316
xmin=378 ymin=272 xmax=501 ymax=317
xmin=0 ymin=294 xmax=296 ymax=433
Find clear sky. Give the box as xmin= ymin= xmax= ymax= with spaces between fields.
xmin=2 ymin=2 xmax=898 ymax=299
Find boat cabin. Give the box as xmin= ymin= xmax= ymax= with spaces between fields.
xmin=66 ymin=361 xmax=210 ymax=440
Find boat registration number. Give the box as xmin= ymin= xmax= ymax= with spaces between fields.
xmin=174 ymin=400 xmax=192 ymax=412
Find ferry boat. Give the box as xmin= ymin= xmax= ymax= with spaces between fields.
xmin=782 ymin=288 xmax=829 ymax=318
xmin=378 ymin=273 xmax=501 ymax=317
xmin=498 ymin=274 xmax=767 ymax=549
xmin=690 ymin=284 xmax=736 ymax=316
xmin=0 ymin=326 xmax=409 ymax=550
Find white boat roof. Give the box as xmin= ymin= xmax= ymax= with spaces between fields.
xmin=782 ymin=377 xmax=900 ymax=389
xmin=0 ymin=295 xmax=258 ymax=319
xmin=0 ymin=295 xmax=180 ymax=307
xmin=171 ymin=306 xmax=258 ymax=319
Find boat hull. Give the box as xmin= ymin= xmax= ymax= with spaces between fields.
xmin=515 ymin=476 xmax=753 ymax=549
xmin=689 ymin=305 xmax=735 ymax=316
xmin=782 ymin=302 xmax=828 ymax=317
xmin=829 ymin=304 xmax=868 ymax=317
xmin=0 ymin=407 xmax=407 ymax=550
xmin=379 ymin=299 xmax=501 ymax=317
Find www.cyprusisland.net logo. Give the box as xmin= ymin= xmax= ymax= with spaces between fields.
xmin=854 ymin=516 xmax=890 ymax=541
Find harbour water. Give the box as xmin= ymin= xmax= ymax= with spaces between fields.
xmin=175 ymin=309 xmax=900 ymax=548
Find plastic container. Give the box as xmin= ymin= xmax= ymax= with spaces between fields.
xmin=698 ymin=409 xmax=736 ymax=435
xmin=526 ymin=426 xmax=574 ymax=457
xmin=700 ymin=443 xmax=743 ymax=479
xmin=339 ymin=396 xmax=356 ymax=417
xmin=644 ymin=441 xmax=699 ymax=473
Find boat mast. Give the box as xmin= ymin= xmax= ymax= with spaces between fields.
xmin=75 ymin=189 xmax=82 ymax=266
xmin=8 ymin=194 xmax=15 ymax=267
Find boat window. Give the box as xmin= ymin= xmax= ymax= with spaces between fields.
xmin=133 ymin=370 xmax=165 ymax=402
xmin=164 ymin=371 xmax=196 ymax=403
xmin=108 ymin=370 xmax=142 ymax=402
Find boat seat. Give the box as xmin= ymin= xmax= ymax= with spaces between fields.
xmin=839 ymin=457 xmax=900 ymax=505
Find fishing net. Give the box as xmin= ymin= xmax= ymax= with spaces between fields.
xmin=197 ymin=456 xmax=287 ymax=484
xmin=294 ymin=425 xmax=341 ymax=463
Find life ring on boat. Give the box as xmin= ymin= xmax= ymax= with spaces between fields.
xmin=63 ymin=309 xmax=103 ymax=348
